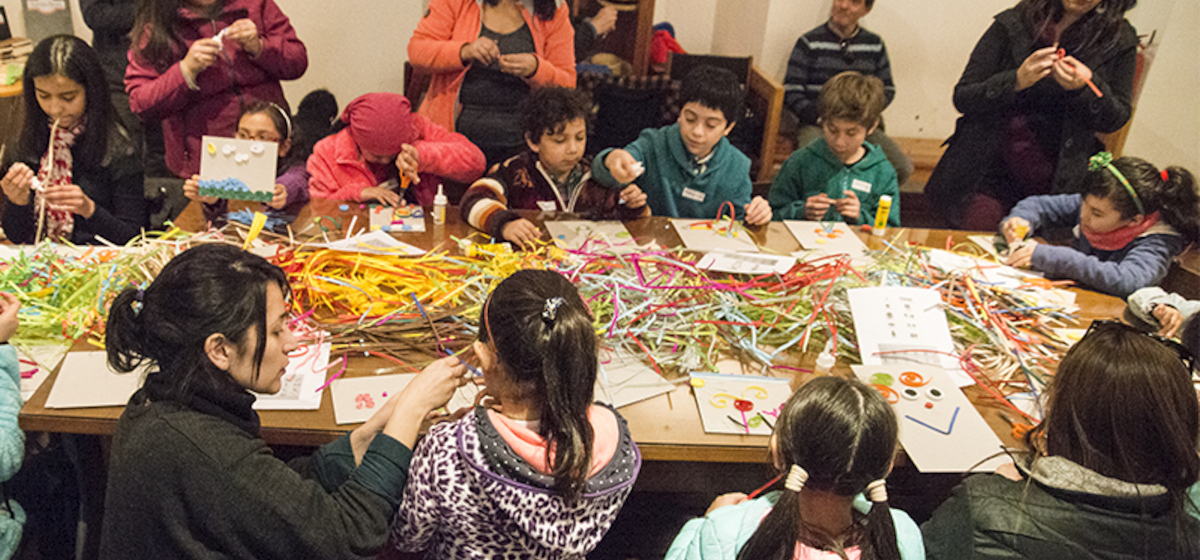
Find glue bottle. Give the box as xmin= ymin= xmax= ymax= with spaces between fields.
xmin=433 ymin=183 xmax=447 ymax=225
xmin=871 ymin=195 xmax=892 ymax=237
xmin=815 ymin=339 xmax=836 ymax=375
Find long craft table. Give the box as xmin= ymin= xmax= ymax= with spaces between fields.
xmin=18 ymin=199 xmax=1126 ymax=462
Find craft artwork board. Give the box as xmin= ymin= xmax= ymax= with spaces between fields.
xmin=595 ymin=348 xmax=676 ymax=409
xmin=330 ymin=373 xmax=480 ymax=425
xmin=670 ymin=219 xmax=759 ymax=253
xmin=17 ymin=343 xmax=70 ymax=402
xmin=847 ymin=286 xmax=971 ymax=386
xmin=783 ymin=220 xmax=870 ymax=266
xmin=198 ymin=135 xmax=279 ymax=199
xmin=697 ymin=251 xmax=796 ymax=276
xmin=369 ymin=204 xmax=427 ymax=233
xmin=44 ymin=351 xmax=146 ymax=408
xmin=545 ymin=221 xmax=644 ymax=254
xmin=252 ymin=341 xmax=332 ymax=410
xmin=688 ymin=372 xmax=792 ymax=436
xmin=852 ymin=364 xmax=1008 ymax=473
xmin=309 ymin=229 xmax=426 ymax=256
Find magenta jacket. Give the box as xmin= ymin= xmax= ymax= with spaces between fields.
xmin=124 ymin=0 xmax=308 ymax=178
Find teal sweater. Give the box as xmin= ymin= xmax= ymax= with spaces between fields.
xmin=592 ymin=123 xmax=753 ymax=220
xmin=666 ymin=491 xmax=925 ymax=560
xmin=0 ymin=344 xmax=25 ymax=560
xmin=769 ymin=138 xmax=900 ymax=226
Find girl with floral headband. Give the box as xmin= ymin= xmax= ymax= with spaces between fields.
xmin=1001 ymin=153 xmax=1199 ymax=298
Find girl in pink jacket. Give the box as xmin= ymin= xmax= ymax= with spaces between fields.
xmin=307 ymin=93 xmax=486 ymax=205
xmin=125 ymin=0 xmax=307 ymax=179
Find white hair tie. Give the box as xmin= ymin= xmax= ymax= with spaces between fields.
xmin=866 ymin=479 xmax=888 ymax=503
xmin=784 ymin=465 xmax=809 ymax=492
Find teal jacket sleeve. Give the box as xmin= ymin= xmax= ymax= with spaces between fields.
xmin=0 ymin=345 xmax=24 ymax=483
xmin=592 ymin=133 xmax=653 ymax=189
xmin=768 ymin=153 xmax=810 ymax=221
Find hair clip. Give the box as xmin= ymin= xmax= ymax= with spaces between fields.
xmin=542 ymin=297 xmax=565 ymax=323
xmin=1088 ymin=151 xmax=1143 ymax=215
xmin=1161 ymin=169 xmax=1170 ymax=182
xmin=132 ymin=288 xmax=145 ymax=315
xmin=784 ymin=464 xmax=809 ymax=492
xmin=866 ymin=479 xmax=888 ymax=502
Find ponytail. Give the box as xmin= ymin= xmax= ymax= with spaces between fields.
xmin=1155 ymin=166 xmax=1200 ymax=246
xmin=861 ymin=481 xmax=901 ymax=560
xmin=736 ymin=491 xmax=800 ymax=560
xmin=106 ymin=287 xmax=148 ymax=374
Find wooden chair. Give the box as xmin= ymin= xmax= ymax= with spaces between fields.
xmin=1100 ymin=33 xmax=1158 ymax=157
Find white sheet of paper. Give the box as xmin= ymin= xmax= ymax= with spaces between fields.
xmin=545 ymin=221 xmax=645 ymax=254
xmin=309 ymin=229 xmax=426 ymax=256
xmin=594 ymin=348 xmax=675 ymax=409
xmin=848 ymin=287 xmax=971 ymax=386
xmin=697 ymin=251 xmax=796 ymax=275
xmin=967 ymin=235 xmax=1004 ymax=259
xmin=16 ymin=343 xmax=70 ymax=402
xmin=671 ymin=219 xmax=759 ymax=253
xmin=330 ymin=373 xmax=481 ymax=425
xmin=852 ymin=364 xmax=1008 ymax=473
xmin=368 ymin=204 xmax=427 ymax=232
xmin=252 ymin=341 xmax=332 ymax=410
xmin=199 ymin=136 xmax=279 ymax=195
xmin=783 ymin=220 xmax=870 ymax=266
xmin=44 ymin=351 xmax=146 ymax=409
xmin=689 ymin=372 xmax=792 ymax=436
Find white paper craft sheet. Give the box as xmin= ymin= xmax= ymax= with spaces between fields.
xmin=689 ymin=372 xmax=792 ymax=436
xmin=847 ymin=286 xmax=971 ymax=386
xmin=670 ymin=219 xmax=759 ymax=253
xmin=368 ymin=204 xmax=427 ymax=232
xmin=199 ymin=135 xmax=279 ymax=195
xmin=252 ymin=341 xmax=332 ymax=410
xmin=16 ymin=343 xmax=70 ymax=402
xmin=594 ymin=348 xmax=675 ymax=409
xmin=44 ymin=351 xmax=146 ymax=408
xmin=309 ymin=229 xmax=425 ymax=256
xmin=545 ymin=221 xmax=643 ymax=254
xmin=697 ymin=251 xmax=796 ymax=275
xmin=852 ymin=364 xmax=1008 ymax=473
xmin=783 ymin=220 xmax=870 ymax=266
xmin=330 ymin=373 xmax=480 ymax=425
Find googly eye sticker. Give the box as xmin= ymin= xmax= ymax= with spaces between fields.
xmin=926 ymin=387 xmax=945 ymax=401
xmin=901 ymin=387 xmax=920 ymax=401
xmin=250 ymin=143 xmax=265 ymax=155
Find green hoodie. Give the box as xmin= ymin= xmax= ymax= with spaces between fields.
xmin=769 ymin=137 xmax=900 ymax=225
xmin=592 ymin=123 xmax=753 ymax=220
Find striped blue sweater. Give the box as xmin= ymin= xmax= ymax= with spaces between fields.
xmin=783 ymin=23 xmax=895 ymax=126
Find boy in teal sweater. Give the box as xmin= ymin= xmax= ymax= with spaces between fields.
xmin=769 ymin=71 xmax=900 ymax=226
xmin=593 ymin=66 xmax=772 ymax=225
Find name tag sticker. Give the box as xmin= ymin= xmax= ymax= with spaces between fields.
xmin=536 ymin=200 xmax=558 ymax=212
xmin=681 ymin=188 xmax=707 ymax=202
xmin=851 ymin=179 xmax=872 ymax=193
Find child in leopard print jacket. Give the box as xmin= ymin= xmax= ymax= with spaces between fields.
xmin=388 ymin=270 xmax=641 ymax=558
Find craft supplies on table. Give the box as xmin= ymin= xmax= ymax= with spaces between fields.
xmin=688 ymin=372 xmax=792 ymax=436
xmin=784 ymin=220 xmax=870 ymax=267
xmin=671 ymin=219 xmax=759 ymax=253
xmin=369 ymin=204 xmax=427 ymax=233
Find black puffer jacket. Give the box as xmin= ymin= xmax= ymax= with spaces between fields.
xmin=922 ymin=455 xmax=1200 ymax=559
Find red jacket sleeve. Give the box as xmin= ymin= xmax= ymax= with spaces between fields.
xmin=250 ymin=0 xmax=308 ymax=81
xmin=408 ymin=0 xmax=471 ymax=73
xmin=411 ymin=115 xmax=487 ymax=184
xmin=124 ymin=32 xmax=194 ymax=120
xmin=307 ymin=136 xmax=369 ymax=201
xmin=529 ymin=3 xmax=576 ymax=87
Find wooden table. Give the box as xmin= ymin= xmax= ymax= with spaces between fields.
xmin=19 ymin=199 xmax=1126 ymax=462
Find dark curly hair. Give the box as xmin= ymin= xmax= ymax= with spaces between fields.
xmin=519 ymin=86 xmax=592 ymax=144
xmin=1081 ymin=155 xmax=1200 ymax=245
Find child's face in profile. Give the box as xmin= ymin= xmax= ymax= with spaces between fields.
xmin=677 ymin=102 xmax=734 ymax=159
xmin=1080 ymin=194 xmax=1140 ymax=234
xmin=528 ymin=118 xmax=587 ymax=179
xmin=822 ymin=117 xmax=875 ymax=164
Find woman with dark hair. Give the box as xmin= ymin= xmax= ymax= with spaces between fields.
xmin=98 ymin=244 xmax=470 ymax=560
xmin=125 ymin=0 xmax=307 ymax=179
xmin=389 ymin=269 xmax=640 ymax=558
xmin=924 ymin=0 xmax=1139 ymax=231
xmin=923 ymin=321 xmax=1200 ymax=559
xmin=666 ymin=376 xmax=924 ymax=560
xmin=408 ymin=0 xmax=577 ymax=168
xmin=0 ymin=35 xmax=145 ymax=244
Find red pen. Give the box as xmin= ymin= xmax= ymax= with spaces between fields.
xmin=1057 ymin=48 xmax=1103 ymax=98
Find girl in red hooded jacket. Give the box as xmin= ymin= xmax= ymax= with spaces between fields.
xmin=125 ymin=0 xmax=307 ymax=179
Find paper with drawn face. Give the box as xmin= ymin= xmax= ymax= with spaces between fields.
xmin=847 ymin=286 xmax=970 ymax=386
xmin=852 ymin=364 xmax=1008 ymax=473
xmin=688 ymin=372 xmax=792 ymax=436
xmin=671 ymin=219 xmax=759 ymax=253
xmin=784 ymin=220 xmax=870 ymax=266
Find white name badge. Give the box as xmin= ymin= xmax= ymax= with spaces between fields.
xmin=681 ymin=187 xmax=707 ymax=202
xmin=537 ymin=200 xmax=559 ymax=212
xmin=851 ymin=179 xmax=872 ymax=193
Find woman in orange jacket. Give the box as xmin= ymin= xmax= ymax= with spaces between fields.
xmin=408 ymin=0 xmax=575 ymax=168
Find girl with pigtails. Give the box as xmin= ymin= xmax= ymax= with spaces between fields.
xmin=666 ymin=376 xmax=924 ymax=560
xmin=388 ymin=269 xmax=640 ymax=559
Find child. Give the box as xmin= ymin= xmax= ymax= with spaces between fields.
xmin=769 ymin=71 xmax=900 ymax=226
xmin=923 ymin=321 xmax=1200 ymax=558
xmin=98 ymin=244 xmax=470 ymax=559
xmin=1001 ymin=153 xmax=1200 ymax=298
xmin=1 ymin=35 xmax=146 ymax=245
xmin=0 ymin=293 xmax=24 ymax=559
xmin=666 ymin=376 xmax=923 ymax=560
xmin=460 ymin=86 xmax=649 ymax=248
xmin=593 ymin=65 xmax=773 ymax=225
xmin=182 ymin=100 xmax=312 ymax=222
xmin=125 ymin=0 xmax=307 ymax=179
xmin=389 ymin=270 xmax=640 ymax=558
xmin=308 ymin=92 xmax=486 ymax=206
